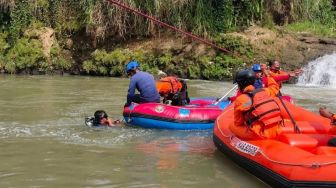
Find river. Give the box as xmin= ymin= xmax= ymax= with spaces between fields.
xmin=0 ymin=74 xmax=335 ymax=187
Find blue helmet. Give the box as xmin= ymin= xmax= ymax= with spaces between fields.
xmin=125 ymin=60 xmax=140 ymax=73
xmin=251 ymin=64 xmax=261 ymax=72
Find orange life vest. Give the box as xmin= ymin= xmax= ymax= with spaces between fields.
xmin=244 ymin=89 xmax=282 ymax=127
xmin=156 ymin=76 xmax=182 ymax=96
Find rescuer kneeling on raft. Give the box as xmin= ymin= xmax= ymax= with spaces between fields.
xmin=229 ymin=69 xmax=283 ymax=140
xmin=156 ymin=76 xmax=190 ymax=106
xmin=124 ymin=60 xmax=160 ymax=107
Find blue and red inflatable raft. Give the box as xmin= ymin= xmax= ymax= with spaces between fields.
xmin=123 ymin=98 xmax=230 ymax=130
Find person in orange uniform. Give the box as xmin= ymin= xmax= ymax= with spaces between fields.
xmin=229 ymin=69 xmax=282 ymax=140
xmin=269 ymin=60 xmax=286 ymax=75
xmin=269 ymin=60 xmax=302 ymax=87
xmin=156 ymin=76 xmax=190 ymax=106
xmin=320 ymin=107 xmax=336 ymax=146
xmin=229 ymin=63 xmax=298 ymax=102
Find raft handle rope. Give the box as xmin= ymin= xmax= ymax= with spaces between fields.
xmin=127 ymin=105 xmax=134 ymax=123
xmin=277 ymin=92 xmax=301 ymax=133
xmin=125 ymin=103 xmax=137 ymax=123
xmin=257 ymin=149 xmax=336 ymax=168
xmin=216 ymin=109 xmax=336 ymax=168
xmin=105 ymin=0 xmax=232 ymax=54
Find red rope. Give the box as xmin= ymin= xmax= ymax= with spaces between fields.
xmin=105 ymin=0 xmax=232 ymax=54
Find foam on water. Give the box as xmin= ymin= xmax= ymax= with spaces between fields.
xmin=297 ymin=53 xmax=336 ymax=88
xmin=0 ymin=119 xmax=154 ymax=147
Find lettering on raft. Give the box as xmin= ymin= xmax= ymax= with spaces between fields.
xmin=231 ymin=137 xmax=259 ymax=156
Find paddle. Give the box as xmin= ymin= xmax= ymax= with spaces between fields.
xmin=214 ymin=84 xmax=238 ymax=105
xmin=277 ymin=92 xmax=301 ymax=133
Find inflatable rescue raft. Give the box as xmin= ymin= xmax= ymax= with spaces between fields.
xmin=123 ymin=98 xmax=230 ymax=130
xmin=214 ymin=100 xmax=336 ymax=187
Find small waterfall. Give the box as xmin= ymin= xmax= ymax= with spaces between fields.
xmin=297 ymin=53 xmax=336 ymax=88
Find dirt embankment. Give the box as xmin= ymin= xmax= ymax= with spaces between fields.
xmin=108 ymin=26 xmax=336 ymax=71
xmin=228 ymin=26 xmax=336 ymax=70
xmin=25 ymin=27 xmax=55 ymax=64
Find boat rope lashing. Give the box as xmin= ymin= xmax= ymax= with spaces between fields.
xmin=257 ymin=149 xmax=336 ymax=168
xmin=277 ymin=91 xmax=301 ymax=133
xmin=105 ymin=0 xmax=233 ymax=54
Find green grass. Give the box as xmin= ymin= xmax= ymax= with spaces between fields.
xmin=285 ymin=21 xmax=336 ymax=38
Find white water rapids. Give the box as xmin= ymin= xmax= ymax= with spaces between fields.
xmin=297 ymin=53 xmax=336 ymax=88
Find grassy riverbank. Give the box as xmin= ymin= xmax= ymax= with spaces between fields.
xmin=0 ymin=0 xmax=335 ymax=80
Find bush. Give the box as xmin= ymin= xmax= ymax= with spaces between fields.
xmin=0 ymin=32 xmax=9 ymax=69
xmin=202 ymin=63 xmax=229 ymax=80
xmin=55 ymin=57 xmax=73 ymax=71
xmin=82 ymin=60 xmax=96 ymax=74
xmin=214 ymin=35 xmax=254 ymax=58
xmin=50 ymin=43 xmax=73 ymax=71
xmin=84 ymin=48 xmax=132 ymax=76
xmin=187 ymin=65 xmax=201 ymax=79
xmin=5 ymin=37 xmax=46 ymax=73
xmin=0 ymin=32 xmax=9 ymax=54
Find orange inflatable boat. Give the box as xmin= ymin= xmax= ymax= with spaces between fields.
xmin=213 ymin=100 xmax=336 ymax=187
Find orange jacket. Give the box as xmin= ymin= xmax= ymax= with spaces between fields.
xmin=270 ymin=70 xmax=288 ymax=87
xmin=156 ymin=76 xmax=182 ymax=96
xmin=270 ymin=69 xmax=287 ymax=76
xmin=230 ymin=76 xmax=281 ymax=140
xmin=332 ymin=114 xmax=336 ymax=125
